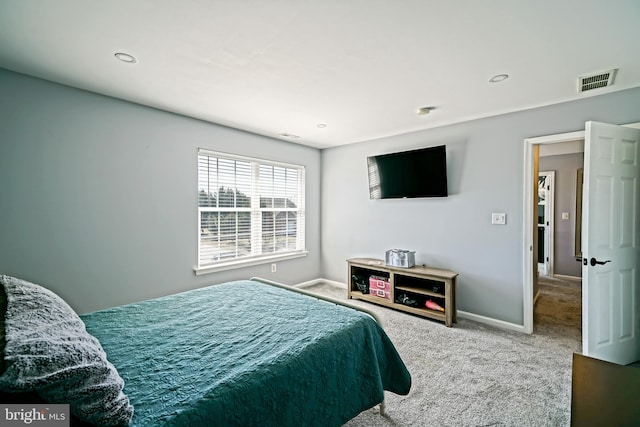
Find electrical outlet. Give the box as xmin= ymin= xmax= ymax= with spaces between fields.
xmin=491 ymin=213 xmax=506 ymax=225
xmin=271 ymin=263 xmax=277 ymax=273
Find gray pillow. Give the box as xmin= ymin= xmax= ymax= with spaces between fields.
xmin=0 ymin=275 xmax=133 ymax=426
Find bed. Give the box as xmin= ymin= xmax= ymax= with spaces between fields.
xmin=0 ymin=275 xmax=411 ymax=426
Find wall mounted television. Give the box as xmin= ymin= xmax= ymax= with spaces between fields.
xmin=367 ymin=145 xmax=448 ymax=199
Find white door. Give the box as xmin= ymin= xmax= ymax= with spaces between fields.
xmin=583 ymin=121 xmax=640 ymax=365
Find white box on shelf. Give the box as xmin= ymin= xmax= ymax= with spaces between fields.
xmin=385 ymin=249 xmax=415 ymax=268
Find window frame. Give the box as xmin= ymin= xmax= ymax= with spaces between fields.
xmin=194 ymin=149 xmax=307 ymax=275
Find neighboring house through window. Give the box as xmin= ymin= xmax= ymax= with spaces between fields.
xmin=196 ymin=149 xmax=306 ymax=273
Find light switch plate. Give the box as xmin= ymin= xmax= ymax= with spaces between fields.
xmin=492 ymin=213 xmax=506 ymax=225
xmin=562 ymin=212 xmax=570 ymax=220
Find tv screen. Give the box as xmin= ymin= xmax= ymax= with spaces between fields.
xmin=367 ymin=145 xmax=448 ymax=199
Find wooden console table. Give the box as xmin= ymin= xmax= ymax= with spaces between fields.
xmin=347 ymin=258 xmax=458 ymax=327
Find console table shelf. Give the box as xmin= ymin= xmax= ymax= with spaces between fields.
xmin=394 ymin=285 xmax=442 ymax=298
xmin=347 ymin=258 xmax=458 ymax=327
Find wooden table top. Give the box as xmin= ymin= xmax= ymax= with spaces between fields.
xmin=571 ymin=353 xmax=640 ymax=426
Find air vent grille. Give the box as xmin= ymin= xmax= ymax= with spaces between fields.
xmin=279 ymin=133 xmax=300 ymax=139
xmin=578 ymin=69 xmax=616 ymax=93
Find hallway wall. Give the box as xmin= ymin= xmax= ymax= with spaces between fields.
xmin=539 ymin=153 xmax=584 ymax=277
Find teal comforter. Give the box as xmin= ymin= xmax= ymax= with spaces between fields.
xmin=81 ymin=280 xmax=411 ymax=427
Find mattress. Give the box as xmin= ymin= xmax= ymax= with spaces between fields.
xmin=80 ymin=279 xmax=411 ymax=426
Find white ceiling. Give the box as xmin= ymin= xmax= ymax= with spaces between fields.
xmin=1 ymin=1 xmax=639 ymax=149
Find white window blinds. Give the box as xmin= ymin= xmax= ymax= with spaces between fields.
xmin=197 ymin=149 xmax=305 ymax=269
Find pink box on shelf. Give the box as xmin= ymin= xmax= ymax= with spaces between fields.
xmin=369 ymin=276 xmax=391 ymax=300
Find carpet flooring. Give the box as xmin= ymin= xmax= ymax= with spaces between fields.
xmin=301 ymin=276 xmax=582 ymax=427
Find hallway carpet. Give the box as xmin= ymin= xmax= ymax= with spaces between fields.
xmin=534 ymin=276 xmax=581 ymax=342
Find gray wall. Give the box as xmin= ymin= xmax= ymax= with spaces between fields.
xmin=3 ymin=65 xmax=639 ymax=325
xmin=0 ymin=69 xmax=322 ymax=314
xmin=539 ymin=153 xmax=584 ymax=277
xmin=320 ymin=87 xmax=640 ymax=325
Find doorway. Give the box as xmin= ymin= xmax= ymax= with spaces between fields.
xmin=525 ymin=122 xmax=640 ymax=364
xmin=537 ymin=171 xmax=555 ymax=277
xmin=523 ymin=130 xmax=586 ymax=334
xmin=535 ymin=147 xmax=583 ymax=335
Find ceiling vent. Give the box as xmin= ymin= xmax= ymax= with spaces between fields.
xmin=279 ymin=133 xmax=300 ymax=139
xmin=578 ymin=69 xmax=616 ymax=93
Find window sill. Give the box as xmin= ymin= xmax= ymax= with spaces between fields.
xmin=194 ymin=251 xmax=309 ymax=275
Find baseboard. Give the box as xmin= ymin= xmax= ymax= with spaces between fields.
xmin=457 ymin=310 xmax=527 ymax=333
xmin=294 ymin=278 xmax=323 ymax=288
xmin=295 ymin=278 xmax=346 ymax=289
xmin=533 ymin=290 xmax=541 ymax=306
xmin=296 ymin=278 xmax=526 ymax=333
xmin=553 ymin=274 xmax=582 ymax=282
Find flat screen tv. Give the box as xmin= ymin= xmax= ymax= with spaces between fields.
xmin=367 ymin=145 xmax=448 ymax=199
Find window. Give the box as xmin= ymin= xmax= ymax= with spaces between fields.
xmin=196 ymin=149 xmax=306 ymax=272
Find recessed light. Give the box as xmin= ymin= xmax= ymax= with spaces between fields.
xmin=417 ymin=106 xmax=435 ymax=116
xmin=114 ymin=52 xmax=137 ymax=63
xmin=489 ymin=74 xmax=509 ymax=83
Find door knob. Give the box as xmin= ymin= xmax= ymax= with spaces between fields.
xmin=590 ymin=258 xmax=611 ymax=266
